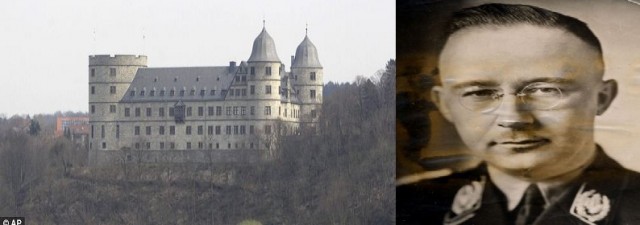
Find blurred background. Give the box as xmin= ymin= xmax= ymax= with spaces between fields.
xmin=397 ymin=0 xmax=640 ymax=182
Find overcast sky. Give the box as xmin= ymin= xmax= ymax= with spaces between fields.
xmin=0 ymin=0 xmax=395 ymax=116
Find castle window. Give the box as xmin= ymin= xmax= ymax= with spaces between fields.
xmin=91 ymin=68 xmax=95 ymax=77
xmin=159 ymin=108 xmax=165 ymax=117
xmin=229 ymin=89 xmax=234 ymax=96
xmin=159 ymin=126 xmax=165 ymax=135
xmin=135 ymin=143 xmax=140 ymax=149
xmin=150 ymin=90 xmax=155 ymax=96
xmin=208 ymin=143 xmax=212 ymax=149
xmin=265 ymin=85 xmax=272 ymax=94
xmin=91 ymin=105 xmax=95 ymax=114
xmin=279 ymin=66 xmax=282 ymax=75
xmin=197 ymin=125 xmax=203 ymax=135
xmin=242 ymin=76 xmax=246 ymax=82
xmin=180 ymin=90 xmax=185 ymax=96
xmin=200 ymin=90 xmax=205 ymax=96
xmin=102 ymin=142 xmax=107 ymax=149
xmin=226 ymin=107 xmax=231 ymax=115
xmin=250 ymin=106 xmax=255 ymax=115
xmin=208 ymin=106 xmax=214 ymax=116
xmin=250 ymin=85 xmax=255 ymax=95
xmin=221 ymin=90 xmax=227 ymax=96
xmin=187 ymin=142 xmax=191 ymax=149
xmin=226 ymin=126 xmax=231 ymax=135
xmin=140 ymin=90 xmax=145 ymax=96
xmin=250 ymin=67 xmax=255 ymax=75
xmin=235 ymin=76 xmax=240 ymax=82
xmin=110 ymin=86 xmax=116 ymax=94
xmin=130 ymin=91 xmax=135 ymax=96
xmin=198 ymin=107 xmax=204 ymax=116
xmin=146 ymin=107 xmax=152 ymax=117
xmin=284 ymin=109 xmax=287 ymax=117
xmin=110 ymin=68 xmax=116 ymax=76
xmin=186 ymin=126 xmax=192 ymax=135
xmin=190 ymin=90 xmax=195 ymax=96
xmin=116 ymin=125 xmax=119 ymax=139
xmin=91 ymin=125 xmax=94 ymax=138
xmin=311 ymin=72 xmax=316 ymax=81
xmin=186 ymin=107 xmax=192 ymax=116
xmin=242 ymin=89 xmax=247 ymax=96
xmin=174 ymin=104 xmax=185 ymax=123
xmin=170 ymin=126 xmax=175 ymax=135
xmin=264 ymin=106 xmax=271 ymax=115
xmin=240 ymin=125 xmax=246 ymax=135
xmin=235 ymin=89 xmax=240 ymax=96
xmin=233 ymin=106 xmax=238 ymax=115
xmin=208 ymin=126 xmax=213 ymax=135
xmin=146 ymin=126 xmax=151 ymax=135
xmin=266 ymin=67 xmax=272 ymax=75
xmin=216 ymin=143 xmax=219 ymax=149
xmin=216 ymin=106 xmax=222 ymax=116
xmin=170 ymin=90 xmax=175 ymax=96
xmin=101 ymin=125 xmax=105 ymax=138
xmin=160 ymin=90 xmax=165 ymax=96
xmin=125 ymin=108 xmax=130 ymax=117
xmin=241 ymin=106 xmax=246 ymax=115
xmin=135 ymin=126 xmax=140 ymax=135
xmin=250 ymin=142 xmax=254 ymax=149
xmin=310 ymin=90 xmax=316 ymax=99
xmin=311 ymin=110 xmax=317 ymax=118
xmin=198 ymin=142 xmax=203 ymax=149
xmin=210 ymin=90 xmax=215 ymax=96
xmin=234 ymin=126 xmax=238 ymax=135
xmin=169 ymin=107 xmax=174 ymax=116
xmin=160 ymin=142 xmax=165 ymax=149
xmin=265 ymin=125 xmax=272 ymax=134
xmin=170 ymin=142 xmax=175 ymax=149
xmin=215 ymin=126 xmax=221 ymax=135
xmin=91 ymin=86 xmax=95 ymax=94
xmin=250 ymin=125 xmax=254 ymax=134
xmin=110 ymin=105 xmax=116 ymax=113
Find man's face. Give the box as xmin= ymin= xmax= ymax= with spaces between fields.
xmin=433 ymin=25 xmax=616 ymax=180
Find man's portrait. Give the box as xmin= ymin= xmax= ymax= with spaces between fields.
xmin=397 ymin=1 xmax=640 ymax=224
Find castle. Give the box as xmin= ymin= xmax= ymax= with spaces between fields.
xmin=88 ymin=26 xmax=323 ymax=165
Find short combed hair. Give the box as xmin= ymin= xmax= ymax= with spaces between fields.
xmin=446 ymin=3 xmax=602 ymax=54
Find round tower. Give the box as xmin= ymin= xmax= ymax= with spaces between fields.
xmin=246 ymin=27 xmax=284 ymax=116
xmin=291 ymin=34 xmax=323 ymax=124
xmin=88 ymin=55 xmax=147 ymax=152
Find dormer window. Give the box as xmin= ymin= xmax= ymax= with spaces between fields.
xmin=150 ymin=90 xmax=155 ymax=96
xmin=200 ymin=90 xmax=205 ymax=96
xmin=160 ymin=90 xmax=165 ymax=96
xmin=170 ymin=90 xmax=175 ymax=96
xmin=190 ymin=89 xmax=195 ymax=96
xmin=140 ymin=90 xmax=145 ymax=96
xmin=210 ymin=90 xmax=216 ymax=96
xmin=180 ymin=90 xmax=185 ymax=96
xmin=130 ymin=91 xmax=135 ymax=96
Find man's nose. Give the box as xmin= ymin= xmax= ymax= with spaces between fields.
xmin=495 ymin=95 xmax=535 ymax=129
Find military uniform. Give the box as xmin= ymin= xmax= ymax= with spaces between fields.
xmin=397 ymin=149 xmax=640 ymax=225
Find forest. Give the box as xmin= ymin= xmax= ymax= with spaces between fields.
xmin=0 ymin=59 xmax=395 ymax=225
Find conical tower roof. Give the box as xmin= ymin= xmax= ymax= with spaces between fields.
xmin=248 ymin=28 xmax=281 ymax=62
xmin=292 ymin=35 xmax=322 ymax=68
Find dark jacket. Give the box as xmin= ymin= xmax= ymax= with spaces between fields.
xmin=397 ymin=150 xmax=640 ymax=225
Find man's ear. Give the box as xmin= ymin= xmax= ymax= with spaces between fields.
xmin=431 ymin=86 xmax=454 ymax=122
xmin=596 ymin=79 xmax=618 ymax=115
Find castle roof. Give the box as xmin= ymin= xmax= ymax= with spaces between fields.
xmin=120 ymin=67 xmax=234 ymax=102
xmin=292 ymin=35 xmax=322 ymax=68
xmin=248 ymin=28 xmax=281 ymax=62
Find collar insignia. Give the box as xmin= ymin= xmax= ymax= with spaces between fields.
xmin=570 ymin=183 xmax=610 ymax=225
xmin=443 ymin=177 xmax=485 ymax=225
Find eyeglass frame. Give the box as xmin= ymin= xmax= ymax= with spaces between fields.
xmin=455 ymin=82 xmax=566 ymax=113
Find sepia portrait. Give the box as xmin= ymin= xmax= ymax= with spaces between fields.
xmin=397 ymin=0 xmax=640 ymax=224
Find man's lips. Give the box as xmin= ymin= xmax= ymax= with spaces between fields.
xmin=489 ymin=138 xmax=551 ymax=150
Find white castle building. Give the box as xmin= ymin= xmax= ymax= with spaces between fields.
xmin=88 ymin=26 xmax=323 ymax=164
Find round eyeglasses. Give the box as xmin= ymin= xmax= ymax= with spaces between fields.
xmin=457 ymin=83 xmax=564 ymax=113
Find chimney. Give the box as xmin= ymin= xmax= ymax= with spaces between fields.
xmin=229 ymin=61 xmax=236 ymax=73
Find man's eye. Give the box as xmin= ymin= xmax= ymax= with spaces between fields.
xmin=462 ymin=89 xmax=498 ymax=98
xmin=524 ymin=87 xmax=562 ymax=97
